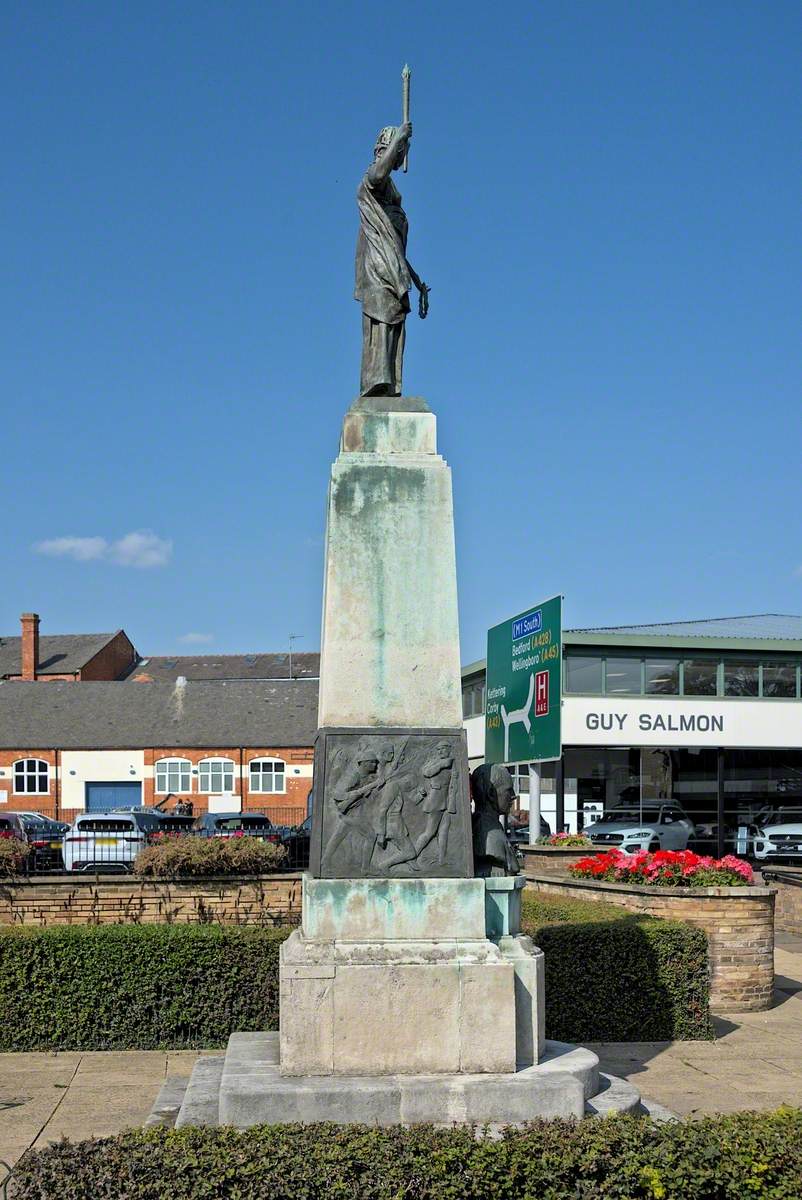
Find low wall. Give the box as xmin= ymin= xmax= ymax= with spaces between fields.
xmin=762 ymin=868 xmax=802 ymax=934
xmin=519 ymin=846 xmax=594 ymax=876
xmin=525 ymin=874 xmax=775 ymax=1013
xmin=0 ymin=874 xmax=302 ymax=927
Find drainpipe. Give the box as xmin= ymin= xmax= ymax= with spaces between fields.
xmin=239 ymin=747 xmax=245 ymax=812
xmin=54 ymin=748 xmax=60 ymax=820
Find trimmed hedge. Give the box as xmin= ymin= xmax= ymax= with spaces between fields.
xmin=0 ymin=892 xmax=710 ymax=1050
xmin=0 ymin=924 xmax=289 ymax=1051
xmin=11 ymin=1111 xmax=802 ymax=1199
xmin=522 ymin=891 xmax=712 ymax=1041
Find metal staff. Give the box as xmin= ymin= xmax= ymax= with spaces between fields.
xmin=402 ymin=63 xmax=410 ymax=172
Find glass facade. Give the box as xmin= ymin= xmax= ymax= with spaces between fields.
xmin=563 ymin=651 xmax=801 ymax=698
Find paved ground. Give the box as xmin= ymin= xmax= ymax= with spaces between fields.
xmin=2 ymin=935 xmax=801 ymax=1169
xmin=589 ymin=932 xmax=802 ymax=1117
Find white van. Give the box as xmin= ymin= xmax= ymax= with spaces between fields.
xmin=63 ymin=813 xmax=146 ymax=873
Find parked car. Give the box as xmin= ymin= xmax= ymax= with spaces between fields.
xmin=111 ymin=806 xmax=196 ymax=842
xmin=506 ymin=816 xmax=552 ymax=846
xmin=753 ymin=807 xmax=802 ymax=862
xmin=17 ymin=813 xmax=67 ymax=871
xmin=193 ymin=812 xmax=283 ymax=844
xmin=63 ymin=812 xmax=147 ymax=873
xmin=281 ymin=814 xmax=312 ymax=868
xmin=584 ymin=803 xmax=695 ymax=853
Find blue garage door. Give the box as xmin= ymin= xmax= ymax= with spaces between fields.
xmin=85 ymin=782 xmax=142 ymax=812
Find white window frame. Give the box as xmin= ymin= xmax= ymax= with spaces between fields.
xmin=13 ymin=758 xmax=49 ymax=795
xmin=248 ymin=757 xmax=287 ymax=795
xmin=155 ymin=757 xmax=193 ymax=794
xmin=197 ymin=757 xmax=236 ymax=795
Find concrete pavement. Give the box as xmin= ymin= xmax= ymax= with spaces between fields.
xmin=2 ymin=935 xmax=801 ymax=1168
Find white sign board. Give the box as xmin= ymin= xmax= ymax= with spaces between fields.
xmin=563 ymin=697 xmax=802 ymax=749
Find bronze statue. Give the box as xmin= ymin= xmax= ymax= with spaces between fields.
xmin=471 ymin=763 xmax=521 ymax=877
xmin=355 ymin=68 xmax=429 ymax=397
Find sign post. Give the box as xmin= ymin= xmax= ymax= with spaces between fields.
xmin=485 ymin=595 xmax=563 ymax=843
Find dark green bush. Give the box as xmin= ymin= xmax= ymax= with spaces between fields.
xmin=0 ymin=893 xmax=710 ymax=1051
xmin=521 ymin=891 xmax=712 ymax=1040
xmin=133 ymin=833 xmax=286 ymax=877
xmin=0 ymin=925 xmax=290 ymax=1051
xmin=11 ymin=1110 xmax=802 ymax=1199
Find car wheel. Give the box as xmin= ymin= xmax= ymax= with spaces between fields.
xmin=648 ymin=840 xmax=660 ymax=853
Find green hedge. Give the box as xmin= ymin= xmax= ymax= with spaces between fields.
xmin=11 ymin=1111 xmax=802 ymax=1199
xmin=0 ymin=925 xmax=289 ymax=1051
xmin=0 ymin=893 xmax=710 ymax=1051
xmin=521 ymin=891 xmax=712 ymax=1041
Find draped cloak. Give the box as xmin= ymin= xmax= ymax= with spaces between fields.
xmin=355 ymin=172 xmax=412 ymax=324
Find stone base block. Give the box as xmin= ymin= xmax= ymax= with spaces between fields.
xmin=219 ymin=1033 xmax=590 ymax=1127
xmin=280 ymin=928 xmax=520 ymax=1075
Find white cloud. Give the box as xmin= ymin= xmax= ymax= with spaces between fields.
xmin=108 ymin=530 xmax=172 ymax=569
xmin=34 ymin=536 xmax=108 ymax=562
xmin=178 ymin=632 xmax=214 ymax=645
xmin=33 ymin=529 xmax=172 ymax=569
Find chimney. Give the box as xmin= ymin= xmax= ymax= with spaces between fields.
xmin=20 ymin=612 xmax=40 ymax=680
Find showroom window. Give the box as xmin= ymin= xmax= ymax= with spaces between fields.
xmin=564 ymin=655 xmax=603 ymax=694
xmin=683 ymin=660 xmax=718 ymax=696
xmin=249 ymin=758 xmax=286 ymax=794
xmin=13 ymin=758 xmax=49 ymax=795
xmin=604 ymin=658 xmax=642 ymax=695
xmin=762 ymin=662 xmax=797 ymax=698
xmin=644 ymin=659 xmax=680 ymax=695
xmin=462 ymin=680 xmax=485 ymax=718
xmin=723 ymin=661 xmax=759 ymax=697
xmin=155 ymin=758 xmax=192 ymax=794
xmin=197 ymin=758 xmax=236 ymax=794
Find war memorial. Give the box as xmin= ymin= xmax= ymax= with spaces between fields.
xmin=172 ymin=71 xmax=643 ymax=1127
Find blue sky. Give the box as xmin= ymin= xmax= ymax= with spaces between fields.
xmin=3 ymin=1 xmax=801 ymax=663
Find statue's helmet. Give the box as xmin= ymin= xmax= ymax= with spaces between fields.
xmin=374 ymin=126 xmax=397 ymax=154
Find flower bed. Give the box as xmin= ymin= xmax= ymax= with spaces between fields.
xmin=536 ymin=832 xmax=593 ymax=848
xmin=570 ymin=848 xmax=754 ymax=888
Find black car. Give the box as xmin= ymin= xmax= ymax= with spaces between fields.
xmin=0 ymin=812 xmax=64 ymax=872
xmin=281 ymin=815 xmax=312 ymax=869
xmin=193 ymin=812 xmax=282 ymax=843
xmin=112 ymin=806 xmax=196 ymax=842
xmin=506 ymin=815 xmax=552 ymax=846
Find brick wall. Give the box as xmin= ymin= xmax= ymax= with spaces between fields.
xmin=763 ymin=868 xmax=802 ymax=934
xmin=79 ymin=631 xmax=138 ymax=680
xmin=142 ymin=746 xmax=312 ymax=821
xmin=0 ymin=874 xmax=302 ymax=926
xmin=520 ymin=846 xmax=594 ymax=876
xmin=525 ymin=874 xmax=775 ymax=1013
xmin=0 ymin=750 xmax=58 ymax=818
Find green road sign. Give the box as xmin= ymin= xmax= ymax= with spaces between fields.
xmin=485 ymin=594 xmax=562 ymax=765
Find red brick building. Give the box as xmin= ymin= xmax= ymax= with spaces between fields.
xmin=0 ymin=679 xmax=317 ymax=825
xmin=0 ymin=613 xmax=137 ymax=682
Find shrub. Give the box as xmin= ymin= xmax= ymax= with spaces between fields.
xmin=569 ymin=848 xmax=753 ymax=887
xmin=521 ymin=891 xmax=712 ymax=1040
xmin=11 ymin=1110 xmax=802 ymax=1199
xmin=536 ymin=832 xmax=593 ymax=847
xmin=0 ymin=924 xmax=290 ymax=1051
xmin=133 ymin=834 xmax=286 ymax=878
xmin=0 ymin=835 xmax=28 ymax=877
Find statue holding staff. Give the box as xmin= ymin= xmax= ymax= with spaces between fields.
xmin=355 ymin=66 xmax=429 ymax=397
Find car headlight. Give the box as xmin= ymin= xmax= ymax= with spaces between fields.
xmin=633 ymin=831 xmax=650 ymax=838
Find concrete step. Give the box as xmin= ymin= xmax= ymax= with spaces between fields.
xmin=175 ymin=1056 xmax=225 ymax=1128
xmin=584 ymin=1072 xmax=641 ymax=1116
xmin=145 ymin=1076 xmax=189 ymax=1128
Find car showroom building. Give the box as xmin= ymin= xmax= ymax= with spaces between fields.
xmin=461 ymin=614 xmax=802 ymax=855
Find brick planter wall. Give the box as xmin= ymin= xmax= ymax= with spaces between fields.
xmin=525 ymin=875 xmax=775 ymax=1013
xmin=0 ymin=874 xmax=302 ymax=927
xmin=519 ymin=846 xmax=595 ymax=877
xmin=762 ymin=868 xmax=802 ymax=935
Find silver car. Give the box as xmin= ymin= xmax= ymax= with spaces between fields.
xmin=585 ymin=803 xmax=695 ymax=854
